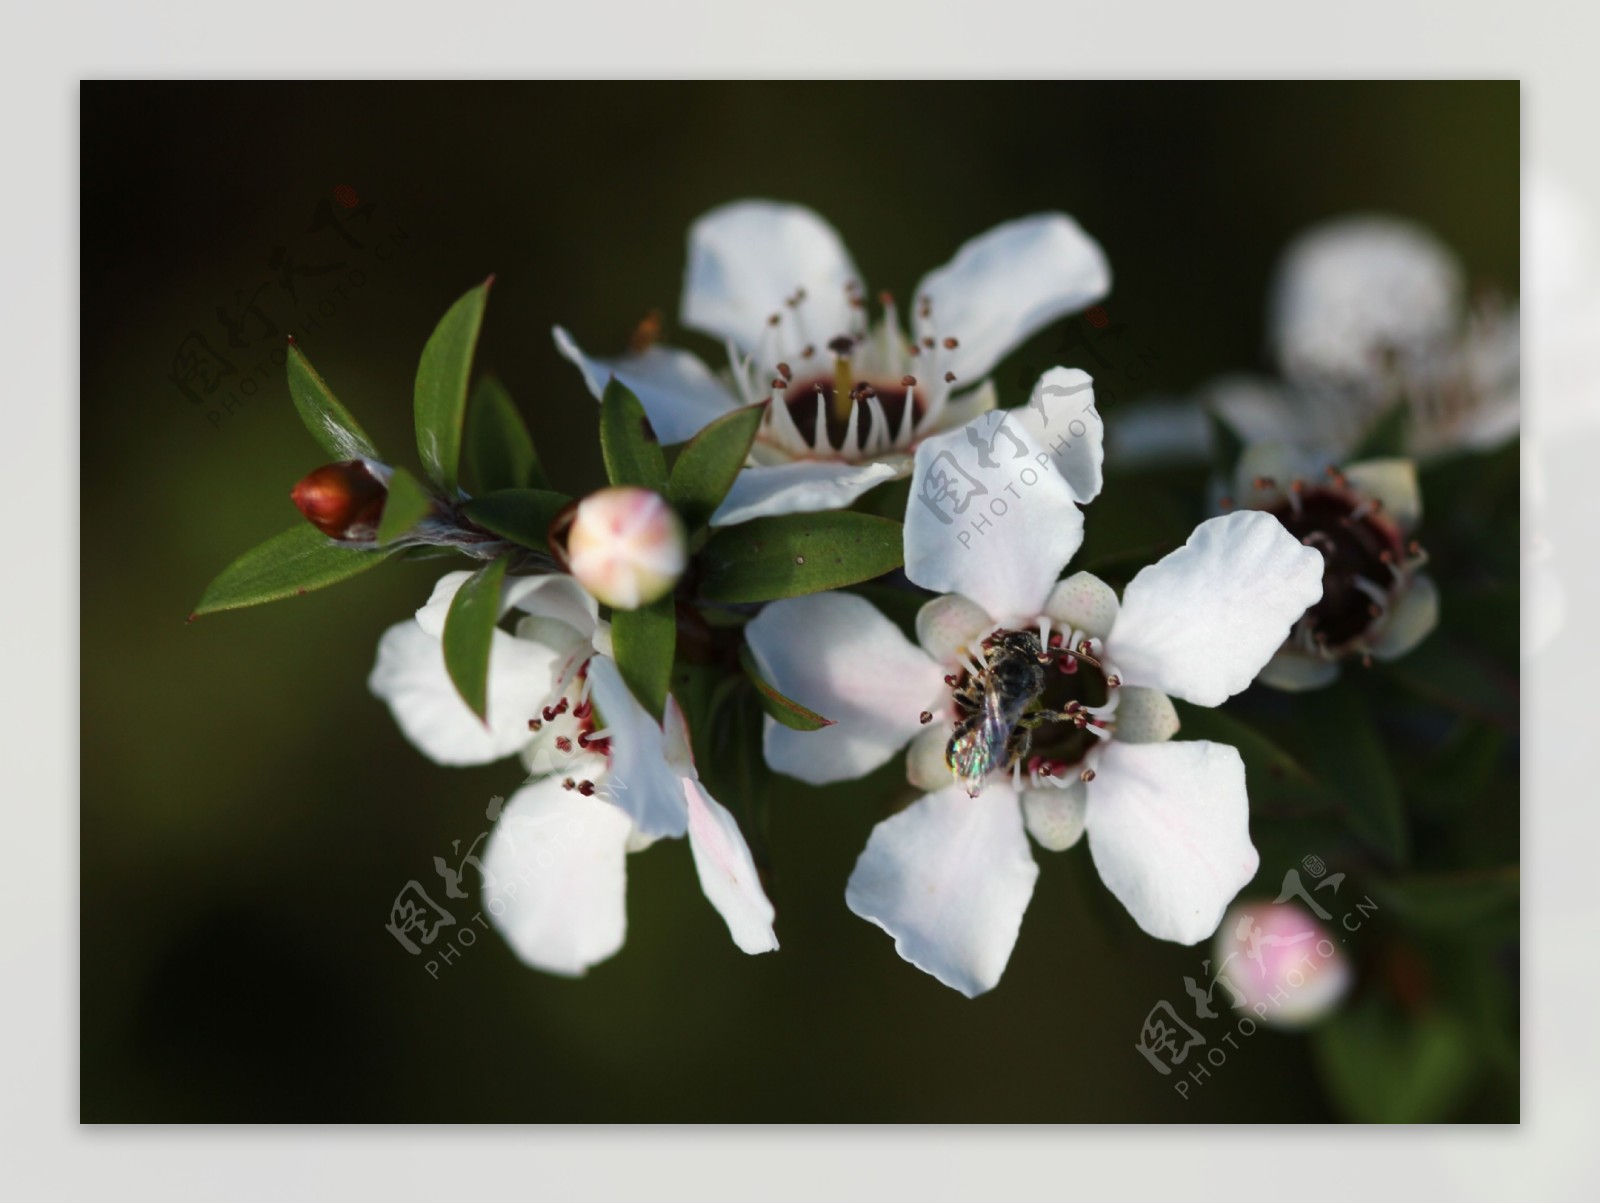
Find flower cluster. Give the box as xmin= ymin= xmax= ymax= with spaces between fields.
xmin=194 ymin=197 xmax=1510 ymax=1009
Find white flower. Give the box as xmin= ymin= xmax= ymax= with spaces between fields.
xmin=1226 ymin=443 xmax=1437 ymax=691
xmin=745 ymin=498 xmax=1324 ymax=994
xmin=564 ymin=486 xmax=687 ymax=610
xmin=368 ymin=571 xmax=776 ymax=975
xmin=1108 ymin=214 xmax=1518 ymax=467
xmin=555 ymin=199 xmax=1109 ymax=525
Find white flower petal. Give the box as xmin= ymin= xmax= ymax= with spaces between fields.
xmin=584 ymin=655 xmax=689 ymax=839
xmin=502 ymin=573 xmax=600 ymax=636
xmin=684 ymin=777 xmax=778 ymax=955
xmin=1115 ymin=686 xmax=1181 ymax=744
xmin=1205 ymin=376 xmax=1309 ymax=449
xmin=1231 ymin=441 xmax=1318 ymax=501
xmin=1043 ymin=570 xmax=1120 ymax=640
xmin=1022 ymin=781 xmax=1088 ymax=852
xmin=745 ymin=592 xmax=945 ymax=785
xmin=914 ymin=213 xmax=1111 ymax=382
xmin=1343 ymin=457 xmax=1422 ymax=531
xmin=368 ymin=621 xmax=555 ymax=766
xmin=481 ymin=776 xmax=634 ymax=977
xmin=915 ymin=593 xmax=993 ymax=663
xmin=1008 ymin=367 xmax=1104 ymax=503
xmin=1368 ymin=573 xmax=1439 ymax=661
xmin=680 ymin=200 xmax=860 ymax=356
xmin=553 ymin=325 xmax=739 ymax=446
xmin=845 ymin=784 xmax=1039 ymax=997
xmin=906 ymin=720 xmax=956 ymax=792
xmin=710 ymin=457 xmax=903 ymax=526
xmin=414 ymin=570 xmax=475 ymax=638
xmin=924 ymin=378 xmax=999 ymax=437
xmin=1085 ymin=740 xmax=1259 ymax=944
xmin=1108 ymin=512 xmax=1325 ymax=707
xmin=905 ymin=408 xmax=1085 ymax=622
xmin=1256 ymin=650 xmax=1342 ymax=692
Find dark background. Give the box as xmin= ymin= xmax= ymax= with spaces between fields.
xmin=81 ymin=81 xmax=1518 ymax=1121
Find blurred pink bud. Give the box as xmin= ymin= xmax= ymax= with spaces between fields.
xmin=566 ymin=486 xmax=686 ymax=610
xmin=1213 ymin=900 xmax=1352 ymax=1030
xmin=290 ymin=459 xmax=388 ymax=541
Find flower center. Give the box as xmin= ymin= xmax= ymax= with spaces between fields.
xmin=740 ymin=288 xmax=966 ymax=464
xmin=526 ymin=657 xmax=612 ymax=795
xmin=1252 ymin=473 xmax=1410 ymax=652
xmin=933 ymin=624 xmax=1121 ymax=795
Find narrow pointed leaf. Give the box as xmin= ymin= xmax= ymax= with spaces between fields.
xmin=286 ymin=339 xmax=381 ymax=462
xmin=414 ymin=279 xmax=491 ymax=492
xmin=442 ymin=553 xmax=510 ymax=721
xmin=739 ymin=644 xmax=835 ymax=731
xmin=375 ymin=465 xmax=435 ymax=545
xmin=697 ymin=512 xmax=905 ymax=603
xmin=461 ymin=488 xmax=572 ymax=551
xmin=466 ymin=374 xmax=546 ymax=493
xmin=665 ymin=403 xmax=764 ymax=531
xmin=609 ymin=594 xmax=675 ymax=720
xmin=193 ymin=525 xmax=392 ymax=616
xmin=600 ymin=377 xmax=668 ymax=491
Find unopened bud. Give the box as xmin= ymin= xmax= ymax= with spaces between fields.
xmin=290 ymin=459 xmax=388 ymax=541
xmin=1213 ymin=900 xmax=1352 ymax=1029
xmin=565 ymin=486 xmax=686 ymax=610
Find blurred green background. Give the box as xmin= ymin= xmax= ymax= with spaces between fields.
xmin=81 ymin=81 xmax=1518 ymax=1122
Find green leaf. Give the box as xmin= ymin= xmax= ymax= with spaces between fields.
xmin=375 ymin=466 xmax=435 ymax=545
xmin=1295 ymin=684 xmax=1409 ymax=864
xmin=698 ymin=512 xmax=905 ymax=603
xmin=414 ymin=279 xmax=492 ymax=492
xmin=600 ymin=378 xmax=667 ymax=490
xmin=665 ymin=403 xmax=764 ymax=530
xmin=610 ymin=594 xmax=676 ymax=720
xmin=441 ymin=554 xmax=510 ymax=721
xmin=285 ymin=340 xmax=381 ymax=462
xmin=1370 ymin=866 xmax=1520 ymax=932
xmin=1378 ymin=637 xmax=1517 ymax=733
xmin=461 ymin=488 xmax=572 ymax=551
xmin=1312 ymin=995 xmax=1478 ymax=1123
xmin=1206 ymin=407 xmax=1245 ymax=482
xmin=193 ymin=524 xmax=392 ymax=616
xmin=740 ymin=644 xmax=835 ymax=731
xmin=465 ymin=374 xmax=546 ymax=493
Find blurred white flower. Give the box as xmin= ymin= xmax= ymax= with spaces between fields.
xmin=1213 ymin=899 xmax=1351 ymax=1029
xmin=368 ymin=571 xmax=775 ymax=975
xmin=564 ymin=486 xmax=686 ymax=610
xmin=556 ymin=199 xmax=1109 ymax=525
xmin=1110 ymin=213 xmax=1518 ymax=466
xmin=1226 ymin=443 xmax=1437 ymax=690
xmin=746 ymin=415 xmax=1322 ymax=996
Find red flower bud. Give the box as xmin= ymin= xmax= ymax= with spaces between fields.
xmin=290 ymin=459 xmax=388 ymax=541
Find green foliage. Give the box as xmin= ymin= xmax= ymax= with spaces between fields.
xmin=193 ymin=525 xmax=392 ymax=616
xmin=698 ymin=512 xmax=905 ymax=603
xmin=441 ymin=554 xmax=510 ymax=721
xmin=610 ymin=595 xmax=676 ymax=721
xmin=414 ymin=279 xmax=492 ymax=493
xmin=1313 ymin=995 xmax=1478 ymax=1123
xmin=600 ymin=378 xmax=668 ymax=491
xmin=466 ymin=374 xmax=546 ymax=493
xmin=1295 ymin=682 xmax=1409 ymax=865
xmin=285 ymin=340 xmax=381 ymax=462
xmin=462 ymin=488 xmax=572 ymax=551
xmin=374 ymin=466 xmax=435 ymax=545
xmin=740 ymin=644 xmax=834 ymax=731
xmin=665 ymin=403 xmax=764 ymax=531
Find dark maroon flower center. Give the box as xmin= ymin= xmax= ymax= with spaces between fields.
xmin=1265 ymin=486 xmax=1405 ymax=648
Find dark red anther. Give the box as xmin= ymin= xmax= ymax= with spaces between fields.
xmin=577 ymin=780 xmax=597 ymax=796
xmin=555 ymin=736 xmax=573 ymax=753
xmin=944 ymin=673 xmax=960 ymax=687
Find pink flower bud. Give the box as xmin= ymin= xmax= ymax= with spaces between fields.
xmin=290 ymin=459 xmax=388 ymax=541
xmin=1213 ymin=899 xmax=1352 ymax=1030
xmin=565 ymin=486 xmax=686 ymax=610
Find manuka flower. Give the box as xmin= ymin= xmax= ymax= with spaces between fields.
xmin=744 ymin=412 xmax=1323 ymax=995
xmin=1213 ymin=899 xmax=1352 ymax=1029
xmin=1225 ymin=443 xmax=1437 ymax=690
xmin=1108 ymin=214 xmax=1518 ymax=468
xmin=555 ymin=199 xmax=1109 ymax=525
xmin=368 ymin=571 xmax=776 ymax=974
